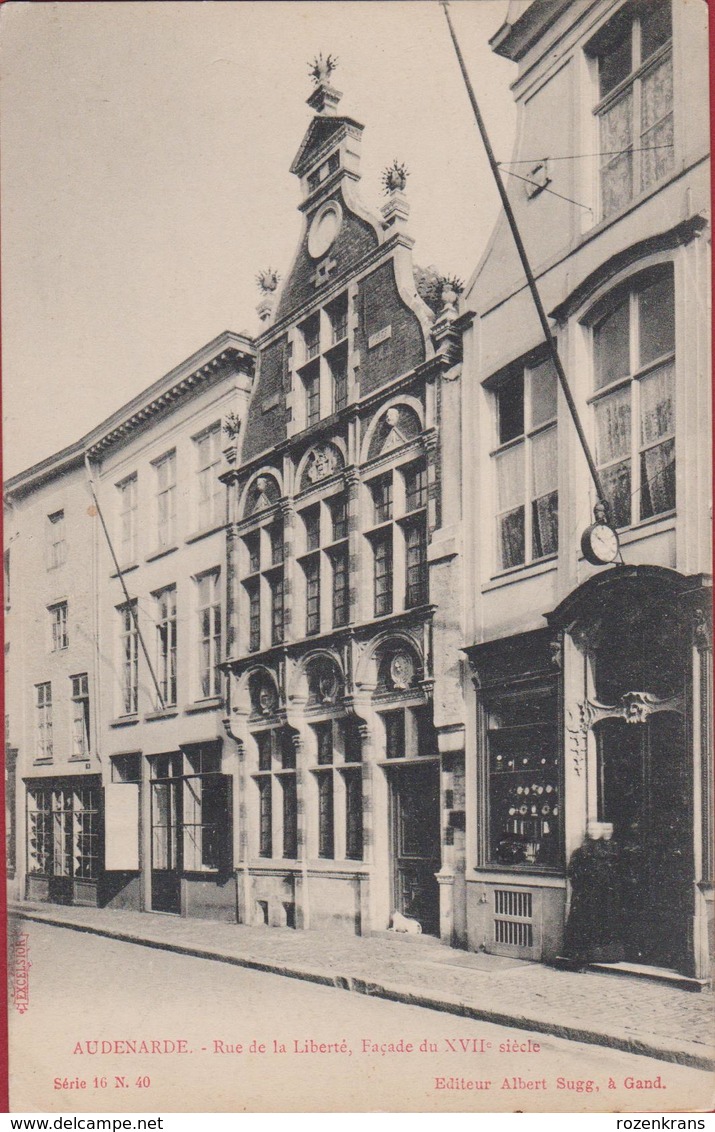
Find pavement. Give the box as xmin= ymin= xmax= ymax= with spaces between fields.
xmin=9 ymin=900 xmax=715 ymax=1072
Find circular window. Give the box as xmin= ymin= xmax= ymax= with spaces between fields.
xmin=308 ymin=201 xmax=342 ymax=260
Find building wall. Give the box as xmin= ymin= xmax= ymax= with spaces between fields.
xmin=461 ymin=0 xmax=711 ymax=975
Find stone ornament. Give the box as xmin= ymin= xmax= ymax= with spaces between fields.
xmin=304 ymin=443 xmax=343 ymax=484
xmin=389 ymin=652 xmax=415 ymax=690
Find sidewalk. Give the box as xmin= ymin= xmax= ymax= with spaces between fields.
xmin=10 ymin=901 xmax=714 ymax=1071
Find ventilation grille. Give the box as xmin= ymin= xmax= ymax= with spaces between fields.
xmin=494 ymin=888 xmax=534 ymax=950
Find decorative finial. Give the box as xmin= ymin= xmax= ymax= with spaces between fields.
xmin=223 ymin=411 xmax=242 ymax=441
xmin=382 ymin=160 xmax=409 ymax=195
xmin=309 ymin=54 xmax=338 ymax=86
xmin=440 ymin=274 xmax=464 ymax=297
xmin=256 ymin=268 xmax=281 ymax=294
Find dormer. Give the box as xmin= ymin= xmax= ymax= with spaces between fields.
xmin=290 ymin=60 xmax=365 ymax=213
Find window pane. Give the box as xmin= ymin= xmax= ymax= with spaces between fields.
xmin=641 ymin=3 xmax=671 ymax=61
xmin=497 ymin=374 xmax=524 ymax=444
xmin=641 ymin=436 xmax=675 ymax=519
xmin=531 ymin=427 xmax=557 ymax=497
xmin=530 ymin=360 xmax=558 ymax=427
xmin=498 ymin=508 xmax=525 ymax=571
xmin=532 ymin=493 xmax=558 ymax=559
xmin=495 ymin=443 xmax=524 ymax=512
xmin=345 ymin=769 xmax=363 ymax=860
xmin=640 ymin=363 xmax=674 ymax=444
xmin=640 ymin=56 xmax=674 ymax=191
xmin=594 ymin=298 xmax=630 ymax=389
xmin=599 ymin=92 xmax=634 ymax=219
xmin=595 ymin=386 xmax=631 ymax=463
xmin=601 ymin=459 xmax=632 ymax=529
xmin=598 ymin=22 xmax=632 ymax=98
xmin=282 ymin=776 xmax=298 ymax=859
xmin=638 ymin=274 xmax=675 ymax=368
xmin=317 ymin=771 xmax=334 ymax=858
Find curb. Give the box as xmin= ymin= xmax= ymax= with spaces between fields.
xmin=12 ymin=909 xmax=715 ymax=1074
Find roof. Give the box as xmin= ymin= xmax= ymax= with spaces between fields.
xmin=5 ymin=330 xmax=256 ymax=497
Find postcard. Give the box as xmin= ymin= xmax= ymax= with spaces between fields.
xmin=2 ymin=0 xmax=713 ymax=1115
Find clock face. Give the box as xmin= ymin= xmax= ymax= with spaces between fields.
xmin=581 ymin=521 xmax=620 ymax=565
xmin=308 ymin=201 xmax=342 ymax=260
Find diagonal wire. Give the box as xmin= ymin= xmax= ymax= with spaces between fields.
xmin=498 ymin=165 xmax=593 ymax=212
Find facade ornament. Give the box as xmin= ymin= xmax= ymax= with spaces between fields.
xmin=381 ymin=160 xmax=409 ymax=195
xmin=565 ymin=703 xmax=591 ymax=776
xmin=258 ymin=685 xmax=278 ymax=715
xmin=255 ymin=268 xmax=281 ymax=294
xmin=308 ymin=53 xmax=338 ymax=86
xmin=305 ymin=443 xmax=340 ymax=483
xmin=549 ymin=634 xmax=563 ymax=671
xmin=223 ymin=411 xmax=242 ymax=441
xmin=390 ymin=652 xmax=415 ymax=690
xmin=693 ymin=606 xmax=712 ymax=652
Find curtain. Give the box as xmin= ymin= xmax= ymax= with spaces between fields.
xmin=595 ymin=387 xmax=631 ymax=463
xmin=640 ymin=363 xmax=674 ymax=445
xmin=641 ymin=437 xmax=675 ymax=519
xmin=641 ymin=55 xmax=674 ymax=190
xmin=600 ymin=90 xmax=633 ymax=217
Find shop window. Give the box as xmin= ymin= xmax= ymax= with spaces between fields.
xmin=49 ymin=602 xmax=68 ymax=652
xmin=589 ymin=1 xmax=673 ymax=219
xmin=485 ymin=682 xmax=560 ymax=869
xmin=492 ymin=358 xmax=558 ymax=571
xmin=149 ymin=747 xmax=230 ymax=875
xmin=35 ymin=682 xmax=53 ymax=761
xmin=27 ymin=783 xmax=99 ymax=880
xmin=70 ymin=674 xmax=90 ymax=758
xmin=46 ymin=510 xmax=66 ymax=570
xmin=591 ymin=269 xmax=675 ymax=528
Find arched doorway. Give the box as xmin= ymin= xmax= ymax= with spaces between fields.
xmin=548 ymin=566 xmax=709 ymax=974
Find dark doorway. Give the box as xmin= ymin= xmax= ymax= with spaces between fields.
xmin=150 ymin=769 xmax=181 ymax=915
xmin=597 ymin=711 xmax=691 ymax=969
xmin=390 ymin=761 xmax=441 ymax=935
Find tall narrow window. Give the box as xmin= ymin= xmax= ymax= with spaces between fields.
xmin=492 ymin=358 xmax=558 ymax=572
xmin=403 ymin=461 xmax=428 ymax=512
xmin=304 ymin=556 xmax=320 ymax=635
xmin=46 ymin=510 xmax=66 ymax=570
xmin=373 ymin=531 xmax=393 ymax=616
xmin=246 ymin=581 xmax=261 ymax=652
xmin=592 ymin=270 xmax=675 ymax=528
xmin=117 ymin=475 xmax=138 ymax=564
xmin=371 ymin=475 xmax=393 ymax=524
xmin=270 ymin=573 xmax=285 ymax=645
xmin=195 ymin=424 xmax=223 ymax=530
xmin=70 ymin=673 xmax=90 ymax=758
xmin=155 ymin=586 xmax=177 ymax=708
xmin=155 ymin=451 xmax=177 ymax=548
xmin=36 ymin=683 xmax=53 ymax=761
xmin=329 ymin=494 xmax=348 ymax=542
xmin=404 ymin=519 xmax=428 ymax=608
xmin=181 ymin=747 xmax=228 ymax=872
xmin=49 ymin=602 xmax=68 ymax=652
xmin=330 ymin=351 xmax=348 ymax=413
xmin=591 ymin=2 xmax=673 ymax=220
xmin=197 ymin=570 xmax=221 ymax=699
xmin=27 ymin=784 xmax=99 ymax=880
xmin=344 ymin=768 xmax=363 ymax=861
xmin=119 ymin=601 xmax=139 ymax=715
xmin=304 ymin=366 xmax=320 ymax=426
xmin=331 ymin=547 xmax=349 ymax=628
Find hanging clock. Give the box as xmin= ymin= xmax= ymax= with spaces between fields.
xmin=581 ymin=520 xmax=620 ymax=566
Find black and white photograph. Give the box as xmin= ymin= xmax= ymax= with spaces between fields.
xmin=2 ymin=0 xmax=713 ymax=1115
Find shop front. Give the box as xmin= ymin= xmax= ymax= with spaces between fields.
xmin=25 ymin=774 xmax=102 ymax=907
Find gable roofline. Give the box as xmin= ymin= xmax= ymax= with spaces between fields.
xmin=490 ymin=0 xmax=574 ymax=61
xmin=5 ymin=329 xmax=256 ymax=497
xmin=289 ymin=115 xmax=364 ymax=178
